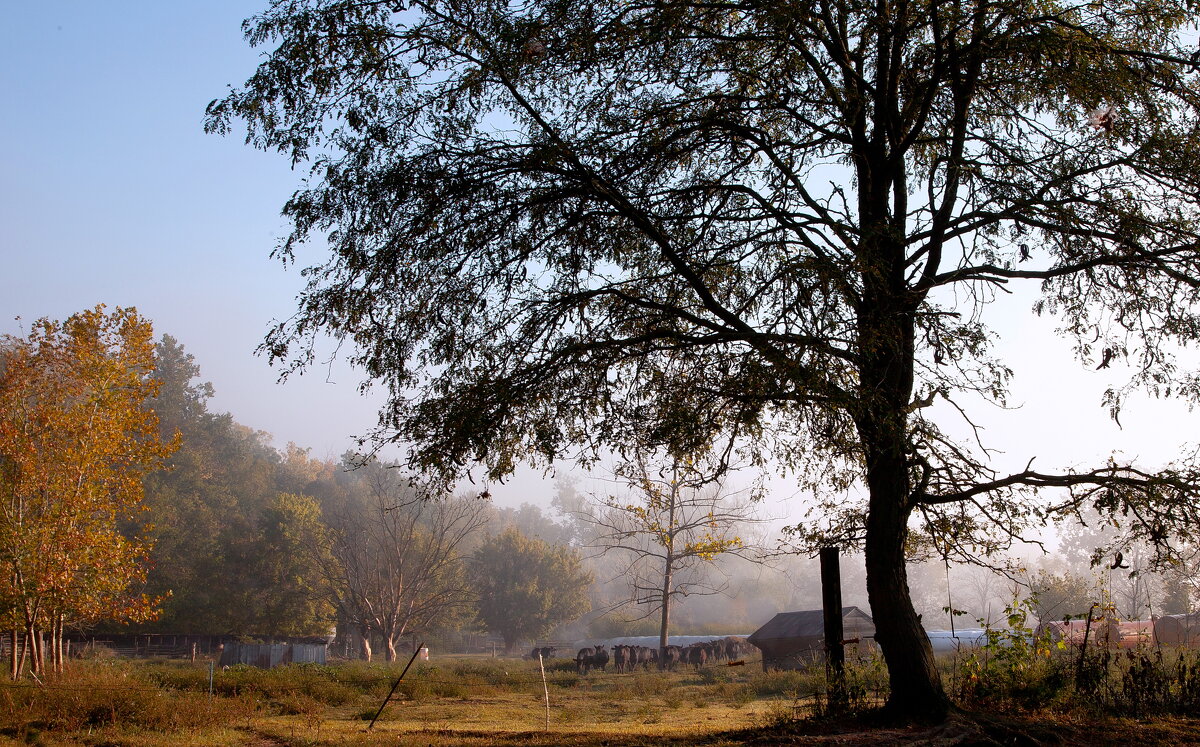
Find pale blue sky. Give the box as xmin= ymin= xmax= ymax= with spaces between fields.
xmin=2 ymin=2 xmax=1197 ymax=520
xmin=1 ymin=2 xmax=390 ymax=463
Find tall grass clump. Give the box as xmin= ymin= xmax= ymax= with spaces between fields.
xmin=0 ymin=661 xmax=254 ymax=736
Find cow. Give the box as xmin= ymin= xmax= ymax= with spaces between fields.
xmin=591 ymin=645 xmax=609 ymax=671
xmin=576 ymin=645 xmax=609 ymax=674
xmin=661 ymin=645 xmax=683 ymax=670
xmin=612 ymin=644 xmax=630 ymax=672
xmin=575 ymin=647 xmax=595 ymax=674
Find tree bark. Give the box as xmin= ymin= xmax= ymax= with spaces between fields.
xmin=16 ymin=630 xmax=27 ymax=679
xmin=31 ymin=626 xmax=43 ymax=677
xmin=864 ymin=476 xmax=948 ymax=721
xmin=49 ymin=618 xmax=58 ymax=675
xmin=658 ymin=558 xmax=672 ymax=667
xmin=854 ymin=220 xmax=951 ymax=721
xmin=658 ymin=499 xmax=676 ymax=668
xmin=358 ymin=626 xmax=373 ymax=662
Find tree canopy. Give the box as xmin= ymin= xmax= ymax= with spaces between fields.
xmin=471 ymin=527 xmax=592 ymax=653
xmin=210 ymin=0 xmax=1200 ymax=720
xmin=0 ymin=306 xmax=176 ymax=677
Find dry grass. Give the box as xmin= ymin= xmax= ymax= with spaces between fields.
xmin=6 ymin=651 xmax=1200 ymax=746
xmin=0 ymin=654 xmax=798 ymax=746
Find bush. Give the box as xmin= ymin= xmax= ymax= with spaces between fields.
xmin=956 ymin=601 xmax=1069 ymax=710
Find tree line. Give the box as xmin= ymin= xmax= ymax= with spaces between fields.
xmin=2 ymin=311 xmax=774 ymax=673
xmin=0 ymin=313 xmax=597 ymax=671
xmin=144 ymin=333 xmax=599 ymax=660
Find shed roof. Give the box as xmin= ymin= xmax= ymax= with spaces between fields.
xmin=748 ymin=606 xmax=873 ymax=645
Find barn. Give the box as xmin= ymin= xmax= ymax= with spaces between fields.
xmin=747 ymin=606 xmax=876 ymax=671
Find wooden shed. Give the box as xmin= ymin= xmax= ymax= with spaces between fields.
xmin=748 ymin=606 xmax=875 ymax=671
xmin=219 ymin=642 xmax=327 ymax=668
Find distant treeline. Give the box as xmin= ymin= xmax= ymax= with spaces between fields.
xmin=91 ymin=335 xmax=596 ymax=659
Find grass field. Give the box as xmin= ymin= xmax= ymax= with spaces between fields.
xmin=6 ymin=649 xmax=1200 ymax=745
xmin=0 ymin=653 xmax=830 ymax=746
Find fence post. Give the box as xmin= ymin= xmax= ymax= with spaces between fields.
xmin=539 ymin=653 xmax=550 ymax=730
xmin=820 ymin=546 xmax=846 ymax=713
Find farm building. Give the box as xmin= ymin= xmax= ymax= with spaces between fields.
xmin=748 ymin=606 xmax=875 ymax=671
xmin=219 ymin=642 xmax=327 ymax=668
xmin=925 ymin=628 xmax=987 ymax=654
xmin=1154 ymin=614 xmax=1200 ymax=646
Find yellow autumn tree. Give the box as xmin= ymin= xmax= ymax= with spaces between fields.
xmin=0 ymin=306 xmax=176 ymax=678
xmin=583 ymin=450 xmax=762 ymax=656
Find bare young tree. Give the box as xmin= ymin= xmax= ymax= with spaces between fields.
xmin=324 ymin=461 xmax=486 ymax=661
xmin=581 ymin=452 xmax=762 ymax=656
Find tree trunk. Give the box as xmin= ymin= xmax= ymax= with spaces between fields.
xmin=53 ymin=614 xmax=64 ymax=674
xmin=658 ymin=547 xmax=674 ymax=668
xmin=360 ymin=627 xmax=373 ymax=662
xmin=30 ymin=626 xmax=43 ymax=677
xmin=864 ymin=477 xmax=949 ymax=721
xmin=49 ymin=619 xmax=58 ymax=676
xmin=9 ymin=630 xmax=17 ymax=680
xmin=386 ymin=636 xmax=397 ymax=662
xmin=854 ymin=224 xmax=951 ymax=722
xmin=16 ymin=631 xmax=27 ymax=679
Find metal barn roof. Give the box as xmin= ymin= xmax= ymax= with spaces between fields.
xmin=748 ymin=606 xmax=874 ymax=646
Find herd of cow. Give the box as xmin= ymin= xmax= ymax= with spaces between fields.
xmin=529 ymin=636 xmax=753 ymax=674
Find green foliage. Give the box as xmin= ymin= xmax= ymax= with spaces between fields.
xmin=250 ymin=492 xmax=336 ymax=636
xmin=210 ymin=0 xmax=1200 ymax=721
xmin=472 ymin=528 xmax=592 ymax=651
xmin=957 ymin=599 xmax=1068 ymax=709
xmin=1028 ymin=570 xmax=1098 ymax=625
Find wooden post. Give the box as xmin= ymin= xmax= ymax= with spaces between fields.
xmin=539 ymin=653 xmax=550 ymax=730
xmin=820 ymin=546 xmax=846 ymax=712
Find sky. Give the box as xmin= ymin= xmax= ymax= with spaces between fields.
xmin=4 ymin=3 xmax=1200 ymax=526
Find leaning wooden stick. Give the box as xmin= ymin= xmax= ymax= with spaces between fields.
xmin=368 ymin=642 xmax=425 ymax=731
xmin=539 ymin=652 xmax=550 ymax=730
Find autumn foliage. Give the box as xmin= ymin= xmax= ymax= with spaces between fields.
xmin=0 ymin=306 xmax=176 ymax=678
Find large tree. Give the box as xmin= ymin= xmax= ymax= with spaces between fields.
xmin=322 ymin=459 xmax=485 ymax=661
xmin=471 ymin=527 xmax=592 ymax=653
xmin=210 ymin=0 xmax=1200 ymax=720
xmin=0 ymin=306 xmax=176 ymax=677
